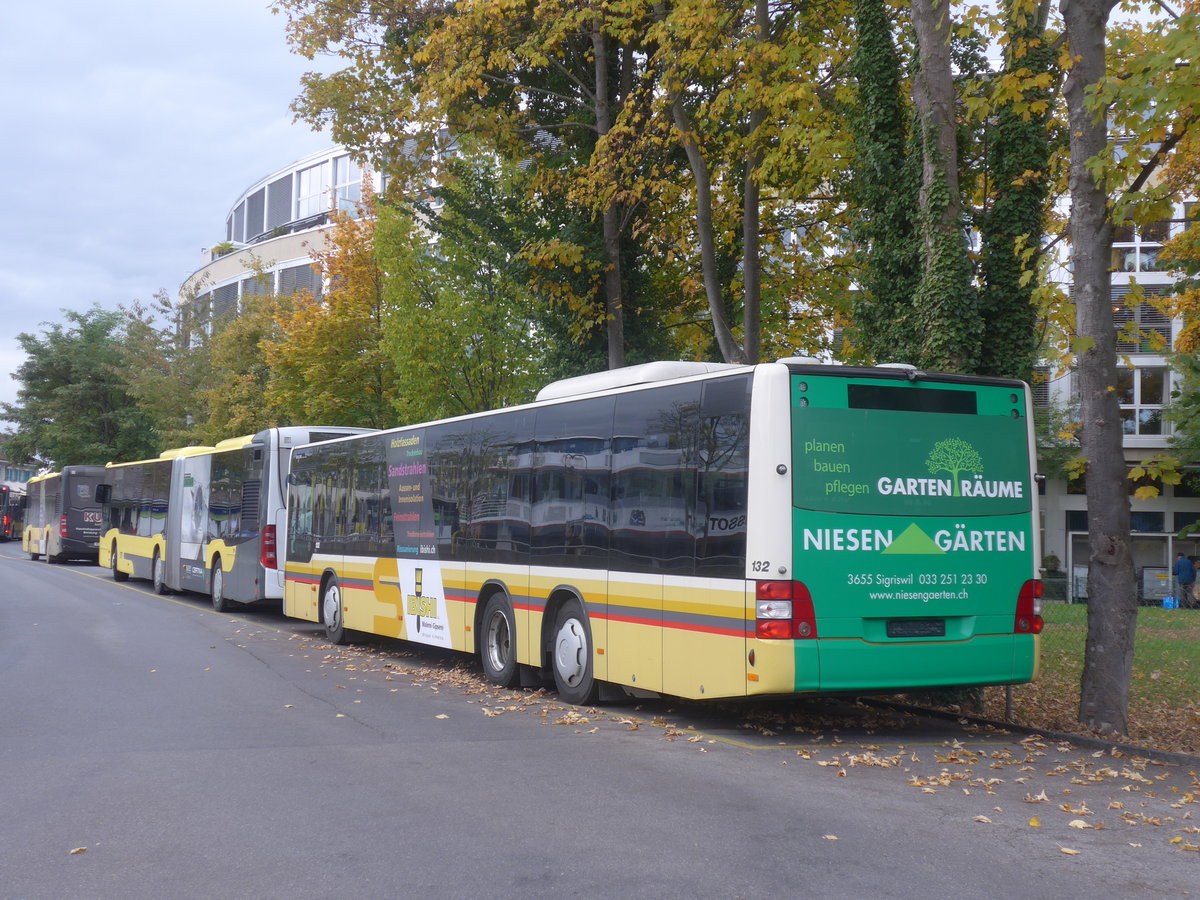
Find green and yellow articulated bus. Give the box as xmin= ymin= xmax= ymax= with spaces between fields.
xmin=283 ymin=360 xmax=1043 ymax=703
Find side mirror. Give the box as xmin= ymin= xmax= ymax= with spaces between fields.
xmin=95 ymin=484 xmax=111 ymax=504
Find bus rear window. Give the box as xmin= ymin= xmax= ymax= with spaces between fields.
xmin=792 ymin=377 xmax=1030 ymax=517
xmin=848 ymin=384 xmax=977 ymax=415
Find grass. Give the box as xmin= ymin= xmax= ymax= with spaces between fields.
xmin=972 ymin=602 xmax=1200 ymax=754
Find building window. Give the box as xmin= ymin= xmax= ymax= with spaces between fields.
xmin=1174 ymin=470 xmax=1200 ymax=498
xmin=1174 ymin=511 xmax=1200 ymax=534
xmin=332 ymin=155 xmax=361 ymax=214
xmin=1031 ymin=367 xmax=1051 ymax=407
xmin=1114 ymin=366 xmax=1167 ymax=435
xmin=1111 ymin=219 xmax=1169 ymax=273
xmin=1112 ymin=296 xmax=1171 ymax=353
xmin=296 ymin=161 xmax=331 ymax=219
xmin=1130 ymin=511 xmax=1165 ymax=533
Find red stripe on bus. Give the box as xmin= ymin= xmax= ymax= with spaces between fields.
xmin=596 ymin=611 xmax=748 ymax=638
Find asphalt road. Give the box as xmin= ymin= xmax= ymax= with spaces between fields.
xmin=2 ymin=544 xmax=1197 ymax=899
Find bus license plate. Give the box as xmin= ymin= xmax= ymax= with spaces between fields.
xmin=887 ymin=619 xmax=945 ymax=638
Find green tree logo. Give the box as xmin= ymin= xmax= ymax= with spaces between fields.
xmin=926 ymin=438 xmax=984 ymax=497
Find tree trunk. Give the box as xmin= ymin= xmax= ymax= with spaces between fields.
xmin=671 ymin=96 xmax=746 ymax=364
xmin=909 ymin=0 xmax=979 ymax=372
xmin=1060 ymin=0 xmax=1135 ymax=737
xmin=740 ymin=0 xmax=769 ymax=365
xmin=910 ymin=0 xmax=962 ymax=250
xmin=653 ymin=0 xmax=744 ymax=364
xmin=592 ymin=21 xmax=625 ymax=370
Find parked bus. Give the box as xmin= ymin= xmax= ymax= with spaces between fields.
xmin=282 ymin=360 xmax=1043 ymax=704
xmin=99 ymin=426 xmax=370 ymax=609
xmin=1 ymin=481 xmax=27 ymax=541
xmin=22 ymin=467 xmax=107 ymax=562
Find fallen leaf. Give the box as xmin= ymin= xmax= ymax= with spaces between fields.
xmin=69 ymin=847 xmax=87 ymax=855
xmin=823 ymin=835 xmax=838 ymax=840
xmin=435 ymin=714 xmax=449 ymax=719
xmin=1059 ymin=847 xmax=1080 ymax=856
xmin=1069 ymin=820 xmax=1091 ymax=830
xmin=973 ymin=816 xmax=994 ymax=824
xmin=1029 ymin=817 xmax=1041 ymax=827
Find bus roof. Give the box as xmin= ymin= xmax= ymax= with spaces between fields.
xmin=536 ymin=361 xmax=744 ymax=402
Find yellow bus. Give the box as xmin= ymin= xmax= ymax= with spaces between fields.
xmin=22 ymin=467 xmax=106 ymax=563
xmin=283 ymin=360 xmax=1043 ymax=703
xmin=0 ymin=481 xmax=26 ymax=541
xmin=99 ymin=427 xmax=370 ymax=608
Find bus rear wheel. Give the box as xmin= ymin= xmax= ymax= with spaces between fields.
xmin=211 ymin=562 xmax=229 ymax=612
xmin=152 ymin=551 xmax=169 ymax=594
xmin=552 ymin=598 xmax=597 ymax=705
xmin=480 ymin=593 xmax=519 ymax=688
xmin=322 ymin=577 xmax=347 ymax=644
xmin=111 ymin=545 xmax=128 ymax=582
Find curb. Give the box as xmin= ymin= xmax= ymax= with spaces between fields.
xmin=864 ymin=697 xmax=1200 ymax=768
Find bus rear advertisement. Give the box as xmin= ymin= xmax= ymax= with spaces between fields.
xmin=22 ymin=467 xmax=106 ymax=563
xmin=282 ymin=360 xmax=1042 ymax=704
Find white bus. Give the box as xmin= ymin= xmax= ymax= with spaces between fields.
xmin=100 ymin=426 xmax=370 ymax=609
xmin=282 ymin=360 xmax=1042 ymax=703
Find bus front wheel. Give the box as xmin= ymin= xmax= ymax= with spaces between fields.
xmin=111 ymin=546 xmax=128 ymax=582
xmin=322 ymin=577 xmax=347 ymax=644
xmin=152 ymin=551 xmax=169 ymax=595
xmin=552 ymin=599 xmax=597 ymax=705
xmin=480 ymin=593 xmax=519 ymax=688
xmin=211 ymin=562 xmax=229 ymax=612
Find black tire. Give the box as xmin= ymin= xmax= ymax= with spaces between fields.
xmin=152 ymin=550 xmax=169 ymax=595
xmin=45 ymin=550 xmax=58 ymax=565
xmin=480 ymin=593 xmax=519 ymax=688
xmin=322 ymin=576 xmax=347 ymax=644
xmin=111 ymin=545 xmax=129 ymax=582
xmin=551 ymin=598 xmax=597 ymax=705
xmin=211 ymin=561 xmax=229 ymax=612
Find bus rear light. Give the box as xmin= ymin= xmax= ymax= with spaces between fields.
xmin=59 ymin=515 xmax=68 ymax=538
xmin=1015 ymin=579 xmax=1044 ymax=634
xmin=755 ymin=581 xmax=818 ymax=640
xmin=261 ymin=525 xmax=278 ymax=570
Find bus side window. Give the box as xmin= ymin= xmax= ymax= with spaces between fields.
xmin=696 ymin=375 xmax=751 ymax=578
xmin=287 ymin=463 xmax=315 ymax=564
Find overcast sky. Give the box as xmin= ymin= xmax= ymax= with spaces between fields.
xmin=0 ymin=1 xmax=333 ymax=420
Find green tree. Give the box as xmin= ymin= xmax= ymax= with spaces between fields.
xmin=119 ymin=289 xmax=212 ymax=449
xmin=2 ymin=305 xmax=159 ymax=466
xmin=848 ymin=0 xmax=922 ymax=363
xmin=976 ymin=0 xmax=1055 ymax=382
xmin=380 ymin=157 xmax=541 ymax=421
xmin=197 ymin=290 xmax=292 ymax=444
xmin=264 ymin=186 xmax=399 ymax=428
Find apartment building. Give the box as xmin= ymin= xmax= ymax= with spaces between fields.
xmin=1039 ymin=199 xmax=1198 ymax=602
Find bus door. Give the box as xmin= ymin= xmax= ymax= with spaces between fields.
xmin=176 ymin=454 xmax=211 ymax=593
